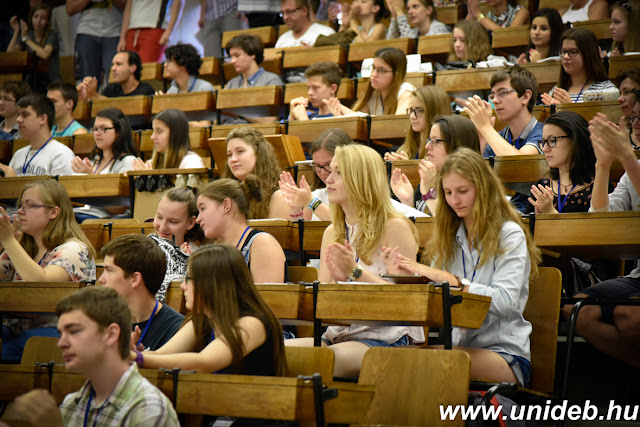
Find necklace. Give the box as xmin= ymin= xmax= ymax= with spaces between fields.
xmin=557 ymin=180 xmax=573 ymax=191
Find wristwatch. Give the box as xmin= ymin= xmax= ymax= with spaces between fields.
xmin=477 ymin=12 xmax=486 ymax=21
xmin=455 ymin=275 xmax=470 ymax=288
xmin=348 ymin=265 xmax=363 ymax=282
xmin=21 ymin=35 xmax=29 ymax=42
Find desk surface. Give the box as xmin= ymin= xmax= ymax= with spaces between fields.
xmin=0 ymin=282 xmax=87 ymax=312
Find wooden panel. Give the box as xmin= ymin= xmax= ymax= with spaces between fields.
xmin=284 ymin=78 xmax=355 ymax=103
xmin=72 ymin=133 xmax=95 ymax=157
xmin=435 ymin=67 xmax=499 ymax=92
xmin=287 ymin=116 xmax=369 ymax=143
xmin=0 ymin=73 xmax=23 ymax=85
xmin=0 ymin=51 xmax=33 ymax=72
xmin=0 ymin=139 xmax=12 ymax=164
xmin=264 ymin=134 xmax=306 ymax=168
xmin=198 ymin=56 xmax=223 ymax=86
xmin=555 ymin=100 xmax=621 ymax=123
xmin=151 ymin=91 xmax=215 ymax=114
xmin=289 ymin=220 xmax=330 ymax=252
xmin=370 ymin=114 xmax=410 ymax=145
xmin=210 ymin=123 xmax=283 ymax=139
xmin=0 ymin=282 xmax=87 ymax=312
xmin=436 ymin=4 xmax=459 ymax=25
xmin=282 ymin=45 xmax=346 ymax=69
xmin=417 ymin=33 xmax=452 ymax=56
xmin=0 ymin=176 xmax=52 ymax=202
xmin=608 ymin=54 xmax=640 ymax=80
xmin=414 ymin=216 xmax=436 ymax=250
xmin=572 ymin=19 xmax=612 ymax=40
xmin=58 ymin=174 xmax=129 ymax=200
xmin=521 ymin=60 xmax=561 ymax=94
xmin=80 ymin=222 xmax=104 ymax=252
xmin=110 ymin=62 xmax=162 ymax=83
xmin=222 ymin=58 xmax=283 ymax=82
xmin=216 ymin=85 xmax=283 ymax=109
xmin=491 ymin=25 xmax=531 ymax=49
xmin=72 ymin=101 xmax=91 ymax=122
xmin=91 ymin=95 xmax=151 ymax=117
xmin=0 ymin=365 xmax=51 ymax=401
xmin=539 ymin=0 xmax=570 ymax=8
xmin=165 ymin=281 xmax=187 ymax=315
xmin=255 ymin=284 xmax=314 ymax=320
xmin=533 ymin=211 xmax=640 ymax=259
xmin=315 ymin=284 xmax=491 ymax=329
xmin=348 ymin=38 xmax=416 ymax=63
xmin=492 ymin=154 xmax=550 ymax=193
xmin=222 ymin=26 xmax=278 ymax=48
xmin=248 ymin=219 xmax=290 ymax=249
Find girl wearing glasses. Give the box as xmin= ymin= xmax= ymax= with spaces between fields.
xmin=0 ymin=180 xmax=96 ymax=359
xmin=133 ymin=109 xmax=205 ymax=170
xmin=131 ymin=243 xmax=286 ymax=380
xmin=224 ymin=127 xmax=289 ymax=220
xmin=615 ymin=69 xmax=640 ymax=149
xmin=526 ymin=111 xmax=602 ymax=214
xmin=384 ymin=85 xmax=451 ymax=161
xmin=195 ymin=177 xmax=287 ymax=283
xmin=391 ymin=115 xmax=481 ymax=214
xmin=390 ymin=148 xmax=541 ymax=386
xmin=609 ymin=0 xmax=640 ymax=57
xmin=542 ymin=28 xmax=617 ymax=105
xmin=285 ymin=144 xmax=423 ymax=377
xmin=516 ymin=8 xmax=564 ymax=64
xmin=71 ymin=108 xmax=139 ymax=222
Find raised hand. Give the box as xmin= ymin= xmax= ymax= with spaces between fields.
xmin=528 ymin=183 xmax=557 ymax=214
xmin=418 ymin=159 xmax=437 ymax=196
xmin=390 ymin=168 xmax=414 ymax=206
xmin=326 ymin=240 xmax=358 ymax=282
xmin=464 ymin=95 xmax=493 ymax=131
xmin=384 ymin=150 xmax=408 ymax=162
xmin=71 ymin=156 xmax=93 ymax=174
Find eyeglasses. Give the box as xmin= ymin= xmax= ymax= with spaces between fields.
xmin=538 ymin=135 xmax=570 ymax=148
xmin=0 ymin=96 xmax=16 ymax=103
xmin=282 ymin=7 xmax=302 ymax=15
xmin=184 ymin=274 xmax=192 ymax=282
xmin=370 ymin=66 xmax=392 ymax=75
xmin=488 ymin=89 xmax=518 ymax=101
xmin=426 ymin=137 xmax=445 ymax=146
xmin=91 ymin=126 xmax=115 ymax=134
xmin=310 ymin=162 xmax=332 ymax=174
xmin=560 ymin=49 xmax=580 ymax=58
xmin=17 ymin=202 xmax=49 ymax=211
xmin=406 ymin=107 xmax=425 ymax=117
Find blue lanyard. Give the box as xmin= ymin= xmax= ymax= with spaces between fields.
xmin=83 ymin=389 xmax=109 ymax=427
xmin=345 ymin=222 xmax=360 ymax=264
xmin=557 ymin=181 xmax=577 ymax=213
xmin=575 ymin=81 xmax=588 ymax=102
xmin=236 ymin=226 xmax=251 ymax=248
xmin=57 ymin=119 xmax=76 ymax=136
xmin=188 ymin=77 xmax=197 ymax=92
xmin=461 ymin=247 xmax=481 ymax=283
xmin=93 ymin=156 xmax=115 ymax=174
xmin=37 ymin=251 xmax=49 ymax=266
xmin=136 ymin=299 xmax=158 ymax=348
xmin=22 ymin=137 xmax=52 ymax=174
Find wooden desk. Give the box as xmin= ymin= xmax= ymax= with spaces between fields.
xmin=522 ymin=60 xmax=561 ymax=94
xmin=284 ymin=78 xmax=355 ymax=103
xmin=58 ymin=174 xmax=130 ymax=205
xmin=0 ymin=365 xmax=51 ymax=401
xmin=491 ymin=25 xmax=530 ymax=57
xmin=0 ymin=176 xmax=52 ymax=203
xmin=210 ymin=123 xmax=283 ymax=139
xmin=287 ymin=115 xmax=369 ymax=143
xmin=491 ymin=154 xmax=550 ymax=193
xmin=357 ymin=72 xmax=432 ymax=99
xmin=222 ymin=58 xmax=282 ymax=82
xmin=216 ymin=85 xmax=283 ymax=109
xmin=0 ymin=139 xmax=12 ymax=164
xmin=532 ymin=211 xmax=640 ymax=259
xmin=248 ymin=219 xmax=291 ymax=248
xmin=435 ymin=66 xmax=501 ymax=92
xmin=208 ymin=134 xmax=304 ymax=171
xmin=282 ymin=45 xmax=346 ymax=70
xmin=554 ymin=100 xmax=621 ymax=123
xmin=91 ymin=95 xmax=151 ymax=118
xmin=414 ymin=216 xmax=436 ymax=250
xmin=151 ymin=91 xmax=216 ymax=114
xmin=255 ymin=284 xmax=313 ymax=322
xmin=370 ymin=115 xmax=410 ymax=146
xmin=0 ymin=51 xmax=33 ymax=73
xmin=436 ymin=4 xmax=459 ymax=25
xmin=72 ymin=101 xmax=91 ymax=122
xmin=315 ymin=284 xmax=490 ymax=328
xmin=0 ymin=282 xmax=87 ymax=312
xmin=417 ymin=33 xmax=451 ymax=61
xmin=222 ymin=26 xmax=278 ymax=48
xmin=348 ymin=38 xmax=416 ymax=64
xmin=572 ymin=19 xmax=612 ymax=40
xmin=608 ymin=54 xmax=640 ymax=80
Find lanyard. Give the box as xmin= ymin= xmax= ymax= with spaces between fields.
xmin=37 ymin=251 xmax=49 ymax=266
xmin=57 ymin=119 xmax=76 ymax=136
xmin=22 ymin=137 xmax=52 ymax=174
xmin=345 ymin=222 xmax=360 ymax=264
xmin=575 ymin=82 xmax=588 ymax=103
xmin=557 ymin=181 xmax=577 ymax=213
xmin=506 ymin=116 xmax=537 ymax=148
xmin=93 ymin=156 xmax=115 ymax=174
xmin=236 ymin=226 xmax=251 ymax=248
xmin=461 ymin=247 xmax=481 ymax=283
xmin=136 ymin=299 xmax=158 ymax=347
xmin=188 ymin=77 xmax=197 ymax=92
xmin=83 ymin=389 xmax=109 ymax=427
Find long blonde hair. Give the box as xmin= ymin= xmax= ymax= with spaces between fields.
xmin=330 ymin=145 xmax=417 ymax=264
xmin=18 ymin=180 xmax=96 ymax=260
xmin=352 ymin=47 xmax=407 ymax=115
xmin=449 ymin=20 xmax=492 ymax=62
xmin=423 ymin=148 xmax=539 ymax=278
xmin=397 ymin=86 xmax=451 ymax=159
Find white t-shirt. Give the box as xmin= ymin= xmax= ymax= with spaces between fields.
xmin=9 ymin=139 xmax=74 ymax=176
xmin=275 ymin=22 xmax=335 ymax=48
xmin=366 ymin=82 xmax=415 ymax=116
xmin=179 ymin=151 xmax=205 ymax=169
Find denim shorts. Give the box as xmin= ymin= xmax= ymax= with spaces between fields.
xmin=322 ymin=335 xmax=410 ymax=348
xmin=496 ymin=352 xmax=531 ymax=387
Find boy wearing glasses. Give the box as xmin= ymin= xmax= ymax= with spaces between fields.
xmin=289 ymin=62 xmax=342 ymax=121
xmin=276 ymin=0 xmax=335 ymax=49
xmin=464 ymin=65 xmax=543 ymax=158
xmin=100 ymin=234 xmax=184 ymax=351
xmin=1 ymin=93 xmax=74 ymax=177
xmin=0 ymin=81 xmax=31 ymax=141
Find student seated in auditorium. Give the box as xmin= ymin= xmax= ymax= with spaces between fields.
xmin=289 ymin=62 xmax=342 ymax=121
xmin=465 ymin=0 xmax=530 ymax=30
xmin=276 ymin=0 xmax=335 ymax=48
xmin=391 ymin=148 xmax=541 ymax=386
xmin=516 ymin=8 xmax=564 ymax=64
xmin=3 ymin=286 xmax=179 ymax=426
xmin=222 ymin=34 xmax=284 ymax=124
xmin=615 ymin=68 xmax=640 ymax=149
xmin=100 ymin=234 xmax=184 ymax=351
xmin=542 ymin=28 xmax=618 ymax=105
xmin=47 ymin=81 xmax=88 ymax=137
xmin=132 ymin=109 xmax=205 ymax=170
xmin=0 ymin=180 xmax=96 ymax=360
xmin=339 ymin=0 xmax=388 ymax=43
xmin=284 ymin=144 xmax=423 ymax=377
xmin=561 ymin=95 xmax=640 ymax=368
xmin=333 ymin=47 xmax=415 ymax=116
xmin=0 ymin=80 xmax=31 ymax=140
xmin=0 ymin=93 xmax=74 ymax=177
xmin=76 ymin=50 xmax=154 ymax=102
xmin=151 ymin=188 xmax=201 ymax=302
xmin=386 ymin=0 xmax=450 ymax=39
xmin=608 ymin=0 xmax=640 ymax=57
xmin=560 ymin=0 xmax=609 ymax=24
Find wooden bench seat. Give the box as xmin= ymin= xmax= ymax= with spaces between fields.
xmin=435 ymin=66 xmax=501 ymax=93
xmin=91 ymin=95 xmax=151 ymax=118
xmin=0 ymin=51 xmax=33 ymax=73
xmin=416 ymin=33 xmax=451 ymax=62
xmin=287 ymin=115 xmax=369 ymax=143
xmin=608 ymin=53 xmax=640 ymax=80
xmin=151 ymin=91 xmax=216 ymax=114
xmin=284 ymin=78 xmax=355 ymax=104
xmin=572 ymin=19 xmax=612 ymax=40
xmin=222 ymin=26 xmax=278 ymax=48
xmin=216 ymin=85 xmax=283 ymax=110
xmin=282 ymin=45 xmax=346 ymax=70
xmin=348 ymin=38 xmax=416 ymax=65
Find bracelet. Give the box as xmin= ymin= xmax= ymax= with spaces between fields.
xmin=308 ymin=198 xmax=322 ymax=212
xmin=290 ymin=211 xmax=304 ymax=218
xmin=134 ymin=350 xmax=144 ymax=368
xmin=421 ymin=188 xmax=436 ymax=201
xmin=21 ymin=35 xmax=29 ymax=43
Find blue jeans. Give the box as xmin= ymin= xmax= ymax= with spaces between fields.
xmin=75 ymin=33 xmax=119 ymax=88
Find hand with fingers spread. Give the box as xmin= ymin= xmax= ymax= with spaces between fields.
xmin=463 ymin=95 xmax=494 ymax=133
xmin=418 ymin=159 xmax=437 ymax=196
xmin=326 ymin=240 xmax=358 ymax=282
xmin=390 ymin=168 xmax=414 ymax=206
xmin=132 ymin=157 xmax=151 ymax=171
xmin=384 ymin=150 xmax=408 ymax=162
xmin=4 ymin=389 xmax=64 ymax=427
xmin=588 ymin=113 xmax=635 ymax=164
xmin=528 ymin=183 xmax=557 ymax=214
xmin=380 ymin=245 xmax=408 ymax=275
xmin=542 ymin=88 xmax=571 ymax=105
xmin=0 ymin=207 xmax=19 ymax=243
xmin=71 ymin=156 xmax=94 ymax=174
xmin=130 ymin=325 xmax=144 ymax=351
xmin=322 ymin=97 xmax=345 ymax=116
xmin=278 ymin=171 xmax=313 ymax=212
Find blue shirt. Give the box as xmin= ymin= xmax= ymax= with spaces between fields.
xmin=483 ymin=117 xmax=543 ymax=158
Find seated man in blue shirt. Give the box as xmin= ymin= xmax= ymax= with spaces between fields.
xmin=289 ymin=61 xmax=342 ymax=121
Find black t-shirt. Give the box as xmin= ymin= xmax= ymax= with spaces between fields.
xmin=102 ymin=82 xmax=155 ymax=98
xmin=133 ymin=303 xmax=184 ymax=351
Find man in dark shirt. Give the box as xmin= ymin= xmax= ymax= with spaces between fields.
xmin=77 ymin=50 xmax=154 ymax=101
xmin=99 ymin=234 xmax=184 ymax=351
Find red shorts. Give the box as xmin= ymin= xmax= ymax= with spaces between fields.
xmin=125 ymin=28 xmax=166 ymax=63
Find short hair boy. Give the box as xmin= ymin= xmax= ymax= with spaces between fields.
xmin=0 ymin=80 xmax=31 ymax=140
xmin=290 ymin=62 xmax=342 ymax=121
xmin=47 ymin=81 xmax=88 ymax=137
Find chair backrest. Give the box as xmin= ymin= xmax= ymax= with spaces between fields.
xmin=523 ymin=266 xmax=562 ymax=394
xmin=285 ymin=346 xmax=334 ymax=380
xmin=21 ymin=336 xmax=63 ymax=366
xmin=288 ymin=266 xmax=318 ymax=284
xmin=359 ymin=348 xmax=470 ymax=427
xmin=165 ymin=280 xmax=188 ymax=315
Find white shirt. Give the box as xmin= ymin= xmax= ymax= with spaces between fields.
xmin=9 ymin=139 xmax=74 ymax=176
xmin=275 ymin=22 xmax=335 ymax=48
